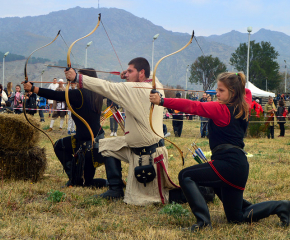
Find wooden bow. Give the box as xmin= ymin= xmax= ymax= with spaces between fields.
xmin=65 ymin=14 xmax=101 ymax=147
xmin=23 ymin=30 xmax=61 ymax=147
xmin=149 ymin=30 xmax=195 ymax=165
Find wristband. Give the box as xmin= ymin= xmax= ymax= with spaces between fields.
xmin=159 ymin=98 xmax=164 ymax=106
xmin=31 ymin=85 xmax=35 ymax=93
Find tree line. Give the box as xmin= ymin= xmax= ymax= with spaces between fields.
xmin=0 ymin=51 xmax=50 ymax=64
xmin=188 ymin=41 xmax=286 ymax=93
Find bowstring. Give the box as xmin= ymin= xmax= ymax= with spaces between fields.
xmin=59 ymin=33 xmax=78 ymax=65
xmin=184 ymin=36 xmax=212 ymax=160
xmin=194 ymin=36 xmax=216 ymax=80
xmin=101 ymin=20 xmax=124 ymax=72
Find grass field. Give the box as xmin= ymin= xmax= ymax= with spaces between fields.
xmin=1 ymin=113 xmax=290 ymax=239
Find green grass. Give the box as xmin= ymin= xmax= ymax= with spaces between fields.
xmin=0 ymin=114 xmax=290 ymax=239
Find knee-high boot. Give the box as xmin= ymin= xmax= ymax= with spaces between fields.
xmin=243 ymin=200 xmax=290 ymax=226
xmin=180 ymin=177 xmax=211 ymax=231
xmin=96 ymin=157 xmax=124 ymax=199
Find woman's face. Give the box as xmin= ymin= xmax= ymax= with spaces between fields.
xmin=216 ymin=81 xmax=230 ymax=102
xmin=15 ymin=86 xmax=21 ymax=92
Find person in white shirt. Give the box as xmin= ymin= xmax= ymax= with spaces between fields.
xmin=47 ymin=79 xmax=66 ymax=132
xmin=47 ymin=78 xmax=59 ymax=117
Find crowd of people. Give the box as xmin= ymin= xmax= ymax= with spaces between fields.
xmin=1 ymin=56 xmax=290 ymax=232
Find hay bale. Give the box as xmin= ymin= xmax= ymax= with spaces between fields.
xmin=0 ymin=146 xmax=47 ymax=182
xmin=0 ymin=113 xmax=40 ymax=150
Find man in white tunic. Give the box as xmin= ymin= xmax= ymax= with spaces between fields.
xmin=65 ymin=57 xmax=179 ymax=205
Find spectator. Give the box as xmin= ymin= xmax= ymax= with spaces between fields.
xmin=277 ymin=100 xmax=286 ymax=137
xmin=47 ymin=78 xmax=59 ymax=117
xmin=4 ymin=82 xmax=14 ymax=105
xmin=280 ymin=94 xmax=285 ymax=101
xmin=199 ymin=92 xmax=207 ymax=138
xmin=47 ymin=79 xmax=66 ymax=131
xmin=13 ymin=85 xmax=24 ymax=114
xmin=168 ymin=92 xmax=184 ymax=137
xmin=0 ymin=84 xmax=8 ymax=107
xmin=107 ymin=98 xmax=119 ymax=137
xmin=25 ymin=85 xmax=37 ymax=116
xmin=264 ymin=96 xmax=277 ymax=139
xmin=204 ymin=94 xmax=212 ymax=137
xmin=37 ymin=96 xmax=46 ymax=122
xmin=251 ymin=98 xmax=263 ymax=117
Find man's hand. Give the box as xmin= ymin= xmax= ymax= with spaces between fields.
xmin=120 ymin=70 xmax=127 ymax=80
xmin=64 ymin=68 xmax=77 ymax=81
xmin=149 ymin=92 xmax=161 ymax=105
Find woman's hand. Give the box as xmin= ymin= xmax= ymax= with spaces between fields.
xmin=149 ymin=92 xmax=161 ymax=105
xmin=23 ymin=82 xmax=32 ymax=92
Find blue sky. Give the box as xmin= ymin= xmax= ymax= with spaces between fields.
xmin=1 ymin=0 xmax=289 ymax=36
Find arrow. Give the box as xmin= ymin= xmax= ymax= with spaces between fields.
xmin=45 ymin=65 xmax=120 ymax=75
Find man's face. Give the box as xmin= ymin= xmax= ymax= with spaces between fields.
xmin=202 ymin=93 xmax=207 ymax=99
xmin=125 ymin=64 xmax=141 ymax=82
xmin=268 ymin=98 xmax=273 ymax=104
xmin=59 ymin=82 xmax=63 ymax=87
xmin=53 ymin=78 xmax=57 ymax=84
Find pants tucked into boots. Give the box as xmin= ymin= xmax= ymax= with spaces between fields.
xmin=243 ymin=200 xmax=290 ymax=226
xmin=54 ymin=136 xmax=106 ymax=187
xmin=97 ymin=156 xmax=124 ymax=199
xmin=179 ymin=177 xmax=211 ymax=231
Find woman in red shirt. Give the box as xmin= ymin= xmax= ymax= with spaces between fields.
xmin=150 ymin=72 xmax=290 ymax=231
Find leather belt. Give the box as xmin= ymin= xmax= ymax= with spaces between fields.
xmin=212 ymin=144 xmax=247 ymax=155
xmin=131 ymin=139 xmax=164 ymax=156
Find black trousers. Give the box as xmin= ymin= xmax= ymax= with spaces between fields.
xmin=267 ymin=126 xmax=274 ymax=139
xmin=172 ymin=120 xmax=183 ymax=137
xmin=179 ymin=163 xmax=244 ymax=223
xmin=54 ymin=136 xmax=105 ymax=186
xmin=278 ymin=122 xmax=285 ymax=136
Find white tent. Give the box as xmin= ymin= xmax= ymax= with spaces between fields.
xmin=247 ymin=81 xmax=275 ymax=98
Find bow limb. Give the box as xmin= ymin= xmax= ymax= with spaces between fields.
xmin=65 ymin=14 xmax=101 ymax=146
xmin=150 ymin=30 xmax=194 ymax=165
xmin=23 ymin=30 xmax=61 ymax=147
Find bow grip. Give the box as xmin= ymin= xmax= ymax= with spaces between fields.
xmin=65 ymin=67 xmax=77 ymax=82
xmin=150 ymin=89 xmax=159 ymax=94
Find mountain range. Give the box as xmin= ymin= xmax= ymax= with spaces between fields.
xmin=0 ymin=7 xmax=289 ymax=89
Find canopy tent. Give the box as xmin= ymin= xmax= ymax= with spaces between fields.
xmin=247 ymin=81 xmax=275 ymax=98
xmin=205 ymin=90 xmax=216 ymax=95
xmin=205 ymin=81 xmax=275 ymax=98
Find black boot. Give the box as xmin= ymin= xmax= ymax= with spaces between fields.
xmin=180 ymin=177 xmax=211 ymax=231
xmin=242 ymin=199 xmax=252 ymax=209
xmin=91 ymin=178 xmax=108 ymax=188
xmin=96 ymin=157 xmax=124 ymax=199
xmin=243 ymin=200 xmax=290 ymax=226
xmin=169 ymin=188 xmax=187 ymax=204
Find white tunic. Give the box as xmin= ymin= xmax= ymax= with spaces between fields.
xmin=81 ymin=75 xmax=177 ymax=205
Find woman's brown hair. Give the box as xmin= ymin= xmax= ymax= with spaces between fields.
xmin=7 ymin=82 xmax=12 ymax=92
xmin=216 ymin=72 xmax=249 ymax=120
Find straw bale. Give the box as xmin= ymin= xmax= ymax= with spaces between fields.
xmin=0 ymin=146 xmax=47 ymax=182
xmin=0 ymin=113 xmax=40 ymax=150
